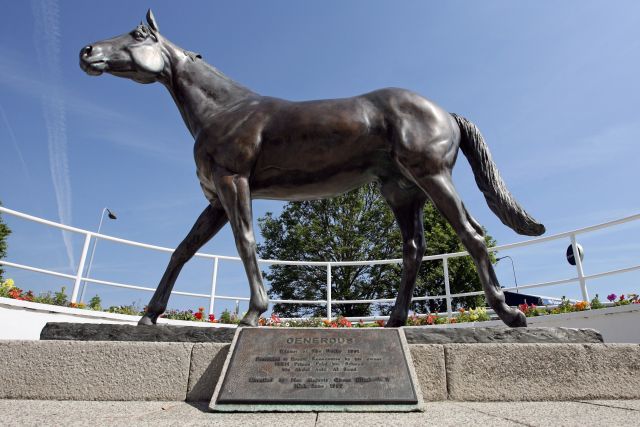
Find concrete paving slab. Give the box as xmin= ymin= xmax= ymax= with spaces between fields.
xmin=579 ymin=399 xmax=640 ymax=411
xmin=2 ymin=399 xmax=640 ymax=426
xmin=139 ymin=402 xmax=318 ymax=426
xmin=315 ymin=402 xmax=520 ymax=426
xmin=0 ymin=400 xmax=317 ymax=427
xmin=458 ymin=401 xmax=640 ymax=427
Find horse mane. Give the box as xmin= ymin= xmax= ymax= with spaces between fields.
xmin=183 ymin=50 xmax=201 ymax=61
xmin=179 ymin=50 xmax=256 ymax=99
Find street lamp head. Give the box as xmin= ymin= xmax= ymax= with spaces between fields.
xmin=106 ymin=209 xmax=117 ymax=220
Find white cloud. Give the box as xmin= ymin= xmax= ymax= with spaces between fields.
xmin=31 ymin=0 xmax=75 ymax=271
xmin=0 ymin=103 xmax=30 ymax=181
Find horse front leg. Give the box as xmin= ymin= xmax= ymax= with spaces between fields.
xmin=214 ymin=172 xmax=268 ymax=327
xmin=138 ymin=202 xmax=228 ymax=325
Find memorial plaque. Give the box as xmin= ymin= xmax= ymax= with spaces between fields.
xmin=210 ymin=328 xmax=423 ymax=412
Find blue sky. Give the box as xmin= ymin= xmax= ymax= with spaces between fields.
xmin=1 ymin=0 xmax=639 ymax=316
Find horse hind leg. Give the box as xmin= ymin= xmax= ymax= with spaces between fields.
xmin=462 ymin=201 xmax=485 ymax=237
xmin=380 ymin=181 xmax=428 ymax=327
xmin=405 ymin=171 xmax=526 ymax=327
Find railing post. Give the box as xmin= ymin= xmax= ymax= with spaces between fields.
xmin=326 ymin=263 xmax=332 ymax=321
xmin=443 ymin=257 xmax=452 ymax=317
xmin=71 ymin=233 xmax=93 ymax=303
xmin=570 ymin=234 xmax=589 ymax=301
xmin=208 ymin=257 xmax=219 ymax=316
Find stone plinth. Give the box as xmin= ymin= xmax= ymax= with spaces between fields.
xmin=40 ymin=323 xmax=603 ymax=344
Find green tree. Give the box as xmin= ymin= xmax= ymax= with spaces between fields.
xmin=0 ymin=201 xmax=11 ymax=282
xmin=257 ymin=184 xmax=495 ymax=318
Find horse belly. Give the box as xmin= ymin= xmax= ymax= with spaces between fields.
xmin=251 ymin=170 xmax=376 ymax=201
xmin=250 ymin=96 xmax=392 ymax=200
xmin=251 ymin=137 xmax=389 ymax=201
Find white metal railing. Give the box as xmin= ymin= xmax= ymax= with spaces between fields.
xmin=1 ymin=206 xmax=639 ymax=321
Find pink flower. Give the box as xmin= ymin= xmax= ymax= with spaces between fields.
xmin=607 ymin=293 xmax=617 ymax=302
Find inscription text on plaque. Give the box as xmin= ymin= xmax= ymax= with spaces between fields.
xmin=210 ymin=328 xmax=423 ymax=412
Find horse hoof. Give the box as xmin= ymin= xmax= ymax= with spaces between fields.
xmin=384 ymin=317 xmax=405 ymax=328
xmin=504 ymin=309 xmax=527 ymax=328
xmin=239 ymin=319 xmax=258 ymax=327
xmin=138 ymin=315 xmax=156 ymax=326
xmin=239 ymin=313 xmax=259 ymax=327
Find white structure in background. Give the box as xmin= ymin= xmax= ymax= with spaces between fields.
xmin=79 ymin=207 xmax=117 ymax=303
xmin=2 ymin=296 xmax=639 ymax=342
xmin=0 ymin=206 xmax=639 ymax=339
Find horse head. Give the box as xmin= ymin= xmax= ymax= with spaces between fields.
xmin=80 ymin=9 xmax=166 ymax=84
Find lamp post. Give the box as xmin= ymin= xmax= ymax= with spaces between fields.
xmin=496 ymin=255 xmax=519 ymax=293
xmin=80 ymin=208 xmax=117 ymax=303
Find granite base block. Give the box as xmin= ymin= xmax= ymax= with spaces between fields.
xmin=41 ymin=323 xmax=603 ymax=344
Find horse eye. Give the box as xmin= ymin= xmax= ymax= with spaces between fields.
xmin=134 ymin=31 xmax=146 ymax=41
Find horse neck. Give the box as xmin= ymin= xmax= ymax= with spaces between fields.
xmin=160 ymin=41 xmax=256 ymax=138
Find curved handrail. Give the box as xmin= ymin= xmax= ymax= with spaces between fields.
xmin=2 ymin=206 xmax=639 ymax=265
xmin=1 ymin=206 xmax=639 ymax=319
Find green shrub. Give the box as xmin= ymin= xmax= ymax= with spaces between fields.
xmin=162 ymin=309 xmax=197 ymax=321
xmin=590 ymin=294 xmax=605 ymax=310
xmin=88 ymin=295 xmax=102 ymax=311
xmin=107 ymin=304 xmax=141 ymax=316
xmin=53 ymin=286 xmax=68 ymax=306
xmin=220 ymin=309 xmax=233 ymax=324
xmin=33 ymin=291 xmax=55 ymax=305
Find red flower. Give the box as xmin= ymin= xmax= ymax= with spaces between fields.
xmin=208 ymin=314 xmax=217 ymax=322
xmin=337 ymin=317 xmax=352 ymax=327
xmin=426 ymin=314 xmax=436 ymax=325
xmin=194 ymin=312 xmax=203 ymax=320
xmin=271 ymin=313 xmax=281 ymax=324
xmin=376 ymin=320 xmax=385 ymax=327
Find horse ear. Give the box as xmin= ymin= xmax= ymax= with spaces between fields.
xmin=146 ymin=9 xmax=159 ymax=32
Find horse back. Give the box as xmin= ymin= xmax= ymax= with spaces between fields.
xmin=195 ymin=88 xmax=454 ymax=200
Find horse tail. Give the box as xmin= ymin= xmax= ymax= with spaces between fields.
xmin=451 ymin=113 xmax=545 ymax=236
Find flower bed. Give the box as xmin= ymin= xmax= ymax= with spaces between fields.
xmin=1 ymin=278 xmax=638 ymax=327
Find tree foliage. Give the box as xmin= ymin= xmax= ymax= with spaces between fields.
xmin=0 ymin=201 xmax=11 ymax=281
xmin=257 ymin=184 xmax=495 ymax=318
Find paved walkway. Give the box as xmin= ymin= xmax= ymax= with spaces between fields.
xmin=1 ymin=400 xmax=639 ymax=426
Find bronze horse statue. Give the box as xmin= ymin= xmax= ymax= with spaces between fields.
xmin=80 ymin=10 xmax=544 ymax=328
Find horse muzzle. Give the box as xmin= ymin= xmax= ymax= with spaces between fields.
xmin=79 ymin=45 xmax=107 ymax=76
